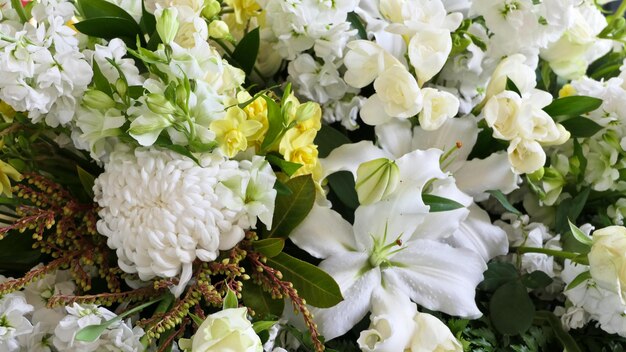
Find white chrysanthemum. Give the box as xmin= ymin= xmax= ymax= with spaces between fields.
xmin=0 ymin=292 xmax=34 ymax=352
xmin=53 ymin=303 xmax=144 ymax=352
xmin=94 ymin=147 xmax=250 ymax=295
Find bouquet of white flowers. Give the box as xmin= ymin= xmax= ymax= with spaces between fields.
xmin=1 ymin=0 xmax=626 ymax=351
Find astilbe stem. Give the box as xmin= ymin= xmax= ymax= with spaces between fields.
xmin=247 ymin=250 xmax=325 ymax=352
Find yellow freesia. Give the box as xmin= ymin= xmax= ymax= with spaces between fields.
xmin=237 ymin=91 xmax=268 ymax=144
xmin=558 ymin=84 xmax=577 ymax=98
xmin=0 ymin=160 xmax=22 ymax=198
xmin=279 ymin=128 xmax=321 ymax=179
xmin=210 ymin=106 xmax=263 ymax=157
xmin=224 ymin=0 xmax=261 ymax=25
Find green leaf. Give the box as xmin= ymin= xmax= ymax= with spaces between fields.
xmin=266 ymin=154 xmax=302 ymax=177
xmin=327 ymin=171 xmax=359 ymax=210
xmin=566 ymin=270 xmax=591 ymax=291
xmin=91 ymin=60 xmax=113 ymax=96
xmin=488 ymin=190 xmax=522 ymax=215
xmin=534 ymin=311 xmax=582 ymax=352
xmin=588 ymin=51 xmax=625 ymax=80
xmin=231 ymin=28 xmax=260 ymax=76
xmin=253 ymin=238 xmax=285 ymax=258
xmin=314 ymin=124 xmax=351 ymax=158
xmin=223 ymin=289 xmax=238 ymax=310
xmin=76 ymin=297 xmax=164 ymax=342
xmin=346 ymin=12 xmax=367 ymax=40
xmin=489 ymin=281 xmax=535 ymax=335
xmin=568 ymin=219 xmax=593 ymax=247
xmin=542 ymin=96 xmax=603 ymax=121
xmin=264 ymin=175 xmax=315 ymax=238
xmin=188 ymin=313 xmax=204 ymax=326
xmin=74 ymin=17 xmax=142 ymax=44
xmin=555 ymin=187 xmax=590 ymax=235
xmin=260 ymin=96 xmax=284 ymax=152
xmin=506 ymin=77 xmax=521 ymax=95
xmin=422 ymin=194 xmax=464 ymax=212
xmin=266 ymin=253 xmax=343 ymax=308
xmin=76 ymin=166 xmax=95 ymax=199
xmin=78 ymin=0 xmax=137 ymax=23
xmin=157 ymin=144 xmax=200 ymax=165
xmin=560 ymin=116 xmax=603 ymax=137
xmin=521 ymin=271 xmax=553 ymax=289
xmin=273 ymin=180 xmax=292 ymax=196
xmin=139 ymin=0 xmax=156 ymax=35
xmin=11 ymin=0 xmax=28 ymax=23
xmin=242 ymin=282 xmax=284 ymax=319
xmin=479 ymin=262 xmax=519 ymax=291
xmin=253 ymin=321 xmax=277 ymax=334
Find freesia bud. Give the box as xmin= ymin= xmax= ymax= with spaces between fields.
xmin=83 ymin=90 xmax=115 ymax=110
xmin=355 ymin=158 xmax=400 ymax=205
xmin=156 ymin=7 xmax=179 ymax=44
xmin=208 ymin=20 xmax=229 ymax=39
xmin=202 ymin=0 xmax=221 ymax=18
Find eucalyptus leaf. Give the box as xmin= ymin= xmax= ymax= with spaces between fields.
xmin=253 ymin=238 xmax=285 ymax=258
xmin=422 ymin=194 xmax=464 ymax=212
xmin=266 ymin=253 xmax=343 ymax=308
xmin=489 ymin=281 xmax=535 ymax=335
xmin=264 ymin=175 xmax=315 ymax=238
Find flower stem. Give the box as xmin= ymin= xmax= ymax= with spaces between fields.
xmin=516 ymin=246 xmax=589 ymax=265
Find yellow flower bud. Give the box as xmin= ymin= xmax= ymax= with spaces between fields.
xmin=0 ymin=160 xmax=22 ymax=198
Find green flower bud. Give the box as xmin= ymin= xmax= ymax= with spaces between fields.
xmin=156 ymin=7 xmax=179 ymax=44
xmin=146 ymin=93 xmax=177 ymax=115
xmin=83 ymin=90 xmax=115 ymax=110
xmin=202 ymin=0 xmax=221 ymax=19
xmin=355 ymin=158 xmax=400 ymax=205
xmin=295 ymin=102 xmax=321 ymax=123
xmin=115 ymin=78 xmax=127 ymax=98
xmin=208 ymin=20 xmax=230 ymax=39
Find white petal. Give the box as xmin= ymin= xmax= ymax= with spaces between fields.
xmin=312 ymin=267 xmax=381 ymax=340
xmin=411 ymin=117 xmax=478 ymax=172
xmin=395 ymin=148 xmax=447 ymax=187
xmin=320 ymin=141 xmax=390 ymax=180
xmin=384 ymin=240 xmax=486 ymax=318
xmin=290 ymin=203 xmax=357 ymax=259
xmin=360 ymin=94 xmax=393 ymax=126
xmin=455 ymin=151 xmax=519 ymax=201
xmin=447 ymin=204 xmax=509 ymax=261
xmin=375 ymin=119 xmax=413 ymax=158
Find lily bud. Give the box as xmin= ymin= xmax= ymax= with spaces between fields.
xmin=355 ymin=158 xmax=400 ymax=205
xmin=83 ymin=90 xmax=116 ymax=110
xmin=156 ymin=7 xmax=179 ymax=44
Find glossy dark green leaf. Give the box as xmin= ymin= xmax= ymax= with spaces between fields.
xmin=273 ymin=180 xmax=292 ymax=196
xmin=266 ymin=154 xmax=302 ymax=177
xmin=76 ymin=166 xmax=95 ymax=199
xmin=422 ymin=194 xmax=464 ymax=212
xmin=74 ymin=17 xmax=142 ymax=43
xmin=534 ymin=311 xmax=582 ymax=352
xmin=253 ymin=321 xmax=277 ymax=334
xmin=314 ymin=124 xmax=351 ymax=158
xmin=260 ymin=96 xmax=284 ymax=152
xmin=265 ymin=175 xmax=315 ymax=238
xmin=327 ymin=171 xmax=359 ymax=210
xmin=506 ymin=77 xmax=521 ymax=95
xmin=242 ymin=282 xmax=284 ymax=319
xmin=542 ymin=96 xmax=602 ymax=121
xmin=91 ymin=60 xmax=112 ymax=96
xmin=78 ymin=0 xmax=137 ymax=23
xmin=253 ymin=238 xmax=285 ymax=258
xmin=490 ymin=281 xmax=535 ymax=335
xmin=231 ymin=28 xmax=260 ymax=76
xmin=266 ymin=253 xmax=343 ymax=308
xmin=139 ymin=0 xmax=156 ymax=35
xmin=488 ymin=190 xmax=522 ymax=215
xmin=479 ymin=262 xmax=519 ymax=291
xmin=347 ymin=12 xmax=367 ymax=40
xmin=560 ymin=116 xmax=603 ymax=137
xmin=521 ymin=271 xmax=553 ymax=289
xmin=566 ymin=270 xmax=591 ymax=291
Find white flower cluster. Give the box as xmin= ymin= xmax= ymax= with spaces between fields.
xmin=94 ymin=146 xmax=276 ymax=296
xmin=0 ymin=0 xmax=92 ymax=127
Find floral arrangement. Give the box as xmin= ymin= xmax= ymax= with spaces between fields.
xmin=1 ymin=0 xmax=626 ymax=351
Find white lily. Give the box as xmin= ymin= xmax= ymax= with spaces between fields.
xmin=291 ymin=147 xmax=487 ymax=340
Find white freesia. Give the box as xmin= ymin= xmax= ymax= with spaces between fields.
xmin=343 ymin=40 xmax=401 ymax=88
xmin=408 ymin=28 xmax=452 ymax=85
xmin=485 ymin=54 xmax=537 ymax=99
xmin=483 ymin=91 xmax=523 ymax=141
xmin=418 ymin=88 xmax=459 ymax=131
xmin=507 ymin=138 xmax=546 ymax=174
xmin=360 ymin=65 xmax=422 ymax=125
xmin=185 ymin=307 xmax=262 ymax=352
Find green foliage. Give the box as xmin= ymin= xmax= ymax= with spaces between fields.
xmin=264 ymin=175 xmax=315 ymax=238
xmin=223 ymin=289 xmax=239 ymax=309
xmin=422 ymin=194 xmax=465 ymax=212
xmin=314 ymin=124 xmax=351 ymax=158
xmin=266 ymin=253 xmax=343 ymax=308
xmin=346 ymin=12 xmax=367 ymax=40
xmin=242 ymin=282 xmax=284 ymax=319
xmin=231 ymin=28 xmax=260 ymax=76
xmin=488 ymin=190 xmax=522 ymax=215
xmin=267 ymin=154 xmax=302 ymax=176
xmin=560 ymin=117 xmax=603 ymax=138
xmin=542 ymin=96 xmax=603 ymax=122
xmin=253 ymin=238 xmax=285 ymax=258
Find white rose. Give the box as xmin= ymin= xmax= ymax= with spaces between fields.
xmin=588 ymin=226 xmax=626 ymax=301
xmin=418 ymin=88 xmax=459 ymax=131
xmin=408 ymin=28 xmax=452 ymax=85
xmin=485 ymin=54 xmax=536 ymax=99
xmin=515 ymin=90 xmax=563 ymax=144
xmin=191 ymin=308 xmax=262 ymax=352
xmin=343 ymin=40 xmax=401 ymax=88
xmin=507 ymin=138 xmax=546 ymax=174
xmin=409 ymin=312 xmax=462 ymax=352
xmin=360 ymin=65 xmax=422 ymax=125
xmin=483 ymin=90 xmax=522 ymax=141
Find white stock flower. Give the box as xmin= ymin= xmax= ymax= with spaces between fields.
xmin=91 ymin=38 xmax=144 ymax=86
xmin=360 ymin=65 xmax=422 ymax=125
xmin=0 ymin=292 xmax=33 ymax=352
xmin=53 ymin=303 xmax=144 ymax=352
xmin=186 ymin=307 xmax=262 ymax=352
xmin=322 ymin=95 xmax=365 ymax=131
xmin=23 ymin=267 xmax=75 ymax=311
xmin=94 ymin=147 xmax=253 ymax=296
xmin=483 ymin=91 xmax=523 ymax=141
xmin=287 ymin=54 xmax=349 ymax=104
xmin=418 ymin=88 xmax=459 ymax=131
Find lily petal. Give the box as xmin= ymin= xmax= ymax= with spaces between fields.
xmin=375 ymin=119 xmax=413 ymax=158
xmin=384 ymin=240 xmax=486 ymax=318
xmin=290 ymin=203 xmax=357 ymax=259
xmin=321 ymin=141 xmax=390 ymax=180
xmin=447 ymin=204 xmax=509 ymax=261
xmin=455 ymin=151 xmax=519 ymax=201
